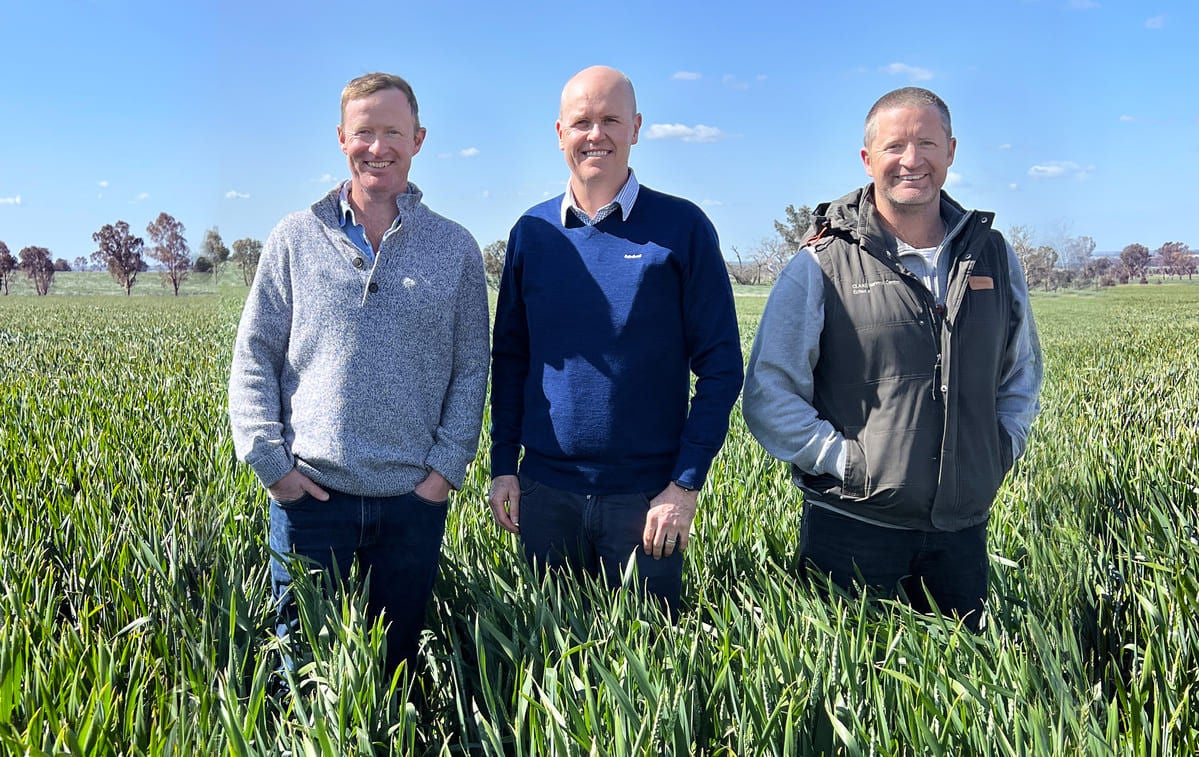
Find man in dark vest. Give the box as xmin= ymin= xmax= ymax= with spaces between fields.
xmin=743 ymin=87 xmax=1042 ymax=631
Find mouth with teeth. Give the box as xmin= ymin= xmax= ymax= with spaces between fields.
xmin=365 ymin=161 xmax=393 ymax=169
xmin=582 ymin=150 xmax=611 ymax=159
xmin=898 ymin=173 xmax=928 ymax=182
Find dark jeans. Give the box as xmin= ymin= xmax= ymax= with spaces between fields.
xmin=269 ymin=488 xmax=448 ymax=674
xmin=518 ymin=475 xmax=683 ymax=617
xmin=799 ymin=502 xmax=989 ymax=631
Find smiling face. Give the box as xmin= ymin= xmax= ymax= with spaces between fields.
xmin=861 ymin=104 xmax=956 ymax=218
xmin=556 ymin=67 xmax=642 ymax=204
xmin=337 ymin=88 xmax=426 ymax=202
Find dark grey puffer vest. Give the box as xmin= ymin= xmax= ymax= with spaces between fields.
xmin=797 ymin=186 xmax=1015 ymax=531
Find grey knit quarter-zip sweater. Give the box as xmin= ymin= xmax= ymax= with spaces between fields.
xmin=229 ymin=182 xmax=490 ymax=497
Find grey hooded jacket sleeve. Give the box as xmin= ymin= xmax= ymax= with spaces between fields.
xmin=743 ymin=249 xmax=848 ymax=479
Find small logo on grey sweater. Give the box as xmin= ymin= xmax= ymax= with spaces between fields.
xmin=402 ymin=277 xmax=416 ymax=288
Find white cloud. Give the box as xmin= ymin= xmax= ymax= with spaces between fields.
xmin=945 ymin=172 xmax=963 ymax=188
xmin=756 ymin=74 xmax=767 ymax=82
xmin=1028 ymin=163 xmax=1069 ymax=178
xmin=1009 ymin=183 xmax=1019 ymax=191
xmin=225 ymin=190 xmax=250 ymax=199
xmin=996 ymin=143 xmax=1012 ymax=150
xmin=881 ymin=62 xmax=934 ymax=81
xmin=1119 ymin=114 xmax=1137 ymax=122
xmin=132 ymin=192 xmax=149 ymax=203
xmin=1145 ymin=15 xmax=1165 ymax=29
xmin=98 ymin=180 xmax=109 ymax=188
xmin=701 ymin=198 xmax=724 ymax=207
xmin=672 ymin=71 xmax=702 ymax=81
xmin=1027 ymin=161 xmax=1095 ymax=179
xmin=644 ymin=123 xmax=728 ymax=143
xmin=316 ymin=173 xmax=337 ymax=183
xmin=0 ymin=195 xmax=21 ymax=205
xmin=482 ymin=189 xmax=490 ymax=199
xmin=459 ymin=147 xmax=480 ymax=158
xmin=722 ymin=74 xmax=750 ymax=91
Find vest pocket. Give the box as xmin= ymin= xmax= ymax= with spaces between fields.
xmin=951 ymin=414 xmax=1011 ymax=511
xmin=998 ymin=421 xmax=1014 ymax=474
xmin=856 ymin=426 xmax=940 ymax=509
xmin=842 ymin=438 xmax=867 ymax=498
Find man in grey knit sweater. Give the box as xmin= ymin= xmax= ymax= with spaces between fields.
xmin=228 ymin=72 xmax=489 ymax=675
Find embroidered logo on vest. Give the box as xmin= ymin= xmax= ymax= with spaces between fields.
xmin=850 ymin=279 xmax=899 ymax=295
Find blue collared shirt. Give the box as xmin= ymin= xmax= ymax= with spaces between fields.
xmin=560 ymin=170 xmax=640 ymax=226
xmin=338 ymin=183 xmax=411 ymax=263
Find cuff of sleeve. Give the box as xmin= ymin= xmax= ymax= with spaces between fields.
xmin=490 ymin=443 xmax=520 ymax=479
xmin=671 ymin=459 xmax=709 ymax=492
xmin=249 ymin=448 xmax=294 ymax=490
xmin=425 ymin=444 xmax=469 ymax=491
xmin=827 ymin=439 xmax=848 ymax=481
xmin=999 ymin=418 xmax=1026 ymax=460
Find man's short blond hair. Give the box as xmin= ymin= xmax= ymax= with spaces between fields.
xmin=341 ymin=72 xmax=421 ymax=128
xmin=864 ymin=87 xmax=951 ymax=147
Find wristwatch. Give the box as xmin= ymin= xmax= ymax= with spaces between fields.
xmin=673 ymin=480 xmax=697 ymax=493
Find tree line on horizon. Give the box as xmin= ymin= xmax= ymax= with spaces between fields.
xmin=2 ymin=205 xmax=1194 ymax=296
xmin=480 ymin=204 xmax=1195 ymax=293
xmin=716 ymin=204 xmax=1194 ymax=291
xmin=0 ymin=217 xmax=263 ymax=296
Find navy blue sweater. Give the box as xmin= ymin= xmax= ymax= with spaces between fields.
xmin=490 ymin=186 xmax=743 ymax=494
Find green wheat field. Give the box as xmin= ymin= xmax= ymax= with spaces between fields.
xmin=1 ymin=277 xmax=1196 ymax=755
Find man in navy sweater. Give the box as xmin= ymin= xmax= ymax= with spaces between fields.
xmin=488 ymin=66 xmax=743 ymax=616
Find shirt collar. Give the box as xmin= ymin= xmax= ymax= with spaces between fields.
xmin=559 ymin=169 xmax=640 ymax=226
xmin=338 ymin=183 xmax=354 ymax=228
xmin=338 ymin=181 xmax=416 ymax=228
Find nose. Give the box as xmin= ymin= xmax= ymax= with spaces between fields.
xmin=587 ymin=122 xmax=604 ymax=140
xmin=359 ymin=133 xmax=392 ymax=153
xmin=900 ymin=142 xmax=919 ymax=164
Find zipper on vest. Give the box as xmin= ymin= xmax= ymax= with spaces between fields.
xmin=932 ymin=352 xmax=943 ymax=402
xmin=928 ymin=300 xmax=944 ymax=402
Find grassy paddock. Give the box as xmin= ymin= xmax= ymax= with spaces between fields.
xmin=0 ymin=284 xmax=1196 ymax=754
xmin=1 ymin=270 xmax=252 ymax=297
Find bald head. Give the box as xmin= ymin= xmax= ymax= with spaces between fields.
xmin=559 ymin=66 xmax=638 ymax=121
xmin=555 ymin=65 xmax=642 ymax=211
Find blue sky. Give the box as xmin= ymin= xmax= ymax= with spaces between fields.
xmin=1 ymin=0 xmax=1194 ymax=264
